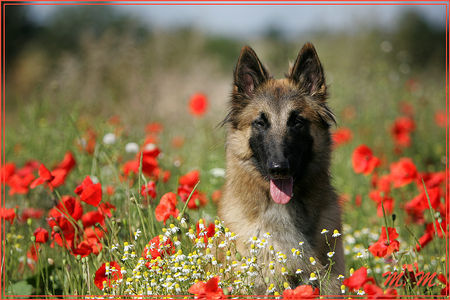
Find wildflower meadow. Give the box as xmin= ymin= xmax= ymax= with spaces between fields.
xmin=2 ymin=5 xmax=448 ymax=299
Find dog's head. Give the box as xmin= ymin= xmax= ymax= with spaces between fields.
xmin=224 ymin=43 xmax=335 ymax=204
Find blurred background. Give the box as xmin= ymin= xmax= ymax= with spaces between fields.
xmin=6 ymin=4 xmax=446 ymax=123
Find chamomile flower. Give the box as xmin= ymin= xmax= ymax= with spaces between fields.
xmin=340 ymin=284 xmax=346 ymax=294
xmin=309 ymin=272 xmax=317 ymax=281
xmin=281 ymin=267 xmax=288 ymax=275
xmin=186 ymin=229 xmax=196 ymax=239
xmin=267 ymin=283 xmax=276 ymax=293
xmin=337 ymin=274 xmax=344 ymax=280
xmin=296 ymin=269 xmax=303 ymax=274
xmin=332 ymin=229 xmax=341 ymax=237
xmin=327 ymin=251 xmax=335 ymax=258
xmin=321 ymin=229 xmax=329 ymax=234
xmin=309 ymin=257 xmax=316 ymax=265
xmin=263 ymin=232 xmax=272 ymax=239
xmin=134 ymin=229 xmax=141 ymax=240
xmin=357 ymin=289 xmax=365 ymax=295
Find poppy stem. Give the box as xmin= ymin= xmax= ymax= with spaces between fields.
xmin=421 ymin=178 xmax=439 ymax=238
xmin=179 ymin=180 xmax=201 ymax=218
xmin=380 ymin=197 xmax=390 ymax=244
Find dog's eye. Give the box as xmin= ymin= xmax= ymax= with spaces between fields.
xmin=253 ymin=113 xmax=268 ymax=129
xmin=253 ymin=118 xmax=266 ymax=128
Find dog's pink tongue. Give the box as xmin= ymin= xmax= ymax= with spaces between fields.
xmin=270 ymin=177 xmax=293 ymax=204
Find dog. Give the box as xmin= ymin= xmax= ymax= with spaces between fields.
xmin=218 ymin=43 xmax=344 ymax=294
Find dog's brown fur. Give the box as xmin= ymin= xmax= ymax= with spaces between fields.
xmin=218 ymin=43 xmax=344 ymax=294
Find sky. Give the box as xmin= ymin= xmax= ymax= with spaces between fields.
xmin=29 ymin=4 xmax=446 ymax=38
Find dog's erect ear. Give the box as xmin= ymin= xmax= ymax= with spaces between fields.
xmin=234 ymin=46 xmax=270 ymax=97
xmin=289 ymin=43 xmax=326 ymax=97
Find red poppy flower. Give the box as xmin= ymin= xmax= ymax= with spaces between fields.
xmin=142 ymin=236 xmax=175 ymax=260
xmin=355 ymin=194 xmax=362 ymax=207
xmin=27 ymin=243 xmax=39 ymax=261
xmin=140 ymin=151 xmax=160 ymax=177
xmin=332 ymin=127 xmax=353 ymax=147
xmin=94 ymin=261 xmax=122 ymax=290
xmin=363 ymin=282 xmax=397 ymax=298
xmin=55 ymin=151 xmax=76 ymax=173
xmin=34 ymin=227 xmax=49 ymax=243
xmin=8 ymin=173 xmax=35 ymax=195
xmin=405 ymin=187 xmax=441 ymax=223
xmin=196 ymin=221 xmax=215 ymax=244
xmin=106 ymin=185 xmax=115 ymax=196
xmin=82 ymin=210 xmax=105 ymax=228
xmin=98 ymin=201 xmax=116 ymax=218
xmin=84 ymin=226 xmax=104 ymax=241
xmin=188 ymin=276 xmax=224 ymax=298
xmin=74 ymin=176 xmax=102 ymax=207
xmin=415 ymin=218 xmax=447 ymax=252
xmin=352 ymin=145 xmax=380 ymax=175
xmin=391 ymin=116 xmax=415 ymax=148
xmin=179 ymin=170 xmax=200 ymax=187
xmin=141 ymin=181 xmax=157 ymax=200
xmin=434 ymin=110 xmax=446 ymax=128
xmin=16 ymin=160 xmax=40 ymax=176
xmin=145 ymin=122 xmax=163 ymax=134
xmin=20 ymin=208 xmax=44 ymax=222
xmin=155 ymin=192 xmax=179 ymax=224
xmin=390 ymin=158 xmax=418 ymax=188
xmin=417 ymin=171 xmax=445 ymax=191
xmin=30 ymin=164 xmax=55 ymax=189
xmin=343 ymin=267 xmax=374 ymax=291
xmin=369 ymin=190 xmax=394 ymax=217
xmin=47 ymin=196 xmax=83 ymax=249
xmin=122 ymin=160 xmax=139 ymax=176
xmin=1 ymin=162 xmax=15 ymax=183
xmin=368 ymin=227 xmax=400 ymax=258
xmin=189 ymin=93 xmax=209 ymax=117
xmin=283 ymin=284 xmax=319 ymax=299
xmin=178 ymin=185 xmax=208 ymax=209
xmin=438 ymin=273 xmax=448 ymax=295
xmin=72 ymin=240 xmax=94 ymax=258
xmin=0 ymin=208 xmax=16 ymax=224
xmin=72 ymin=236 xmax=103 ymax=258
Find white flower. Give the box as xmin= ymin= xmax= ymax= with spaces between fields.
xmin=332 ymin=229 xmax=341 ymax=237
xmin=144 ymin=143 xmax=156 ymax=151
xmin=321 ymin=229 xmax=329 ymax=234
xmin=309 ymin=257 xmax=316 ymax=265
xmin=327 ymin=251 xmax=335 ymax=258
xmin=337 ymin=274 xmax=344 ymax=280
xmin=296 ymin=269 xmax=303 ymax=274
xmin=210 ymin=168 xmax=225 ymax=177
xmin=309 ymin=272 xmax=317 ymax=281
xmin=134 ymin=229 xmax=141 ymax=240
xmin=125 ymin=142 xmax=139 ymax=153
xmin=103 ymin=133 xmax=116 ymax=145
xmin=90 ymin=175 xmax=99 ymax=184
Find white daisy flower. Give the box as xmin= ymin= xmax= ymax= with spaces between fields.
xmin=309 ymin=272 xmax=317 ymax=281
xmin=103 ymin=133 xmax=116 ymax=145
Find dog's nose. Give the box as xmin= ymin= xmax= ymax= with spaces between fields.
xmin=268 ymin=161 xmax=290 ymax=178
